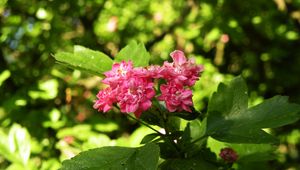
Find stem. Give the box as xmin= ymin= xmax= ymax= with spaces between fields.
xmin=156 ymin=104 xmax=182 ymax=157
xmin=127 ymin=114 xmax=163 ymax=135
xmin=163 ymin=122 xmax=182 ymax=157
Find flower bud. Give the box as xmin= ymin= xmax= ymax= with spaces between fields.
xmin=219 ymin=147 xmax=238 ymax=163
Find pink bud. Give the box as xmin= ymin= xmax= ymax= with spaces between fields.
xmin=219 ymin=148 xmax=238 ymax=163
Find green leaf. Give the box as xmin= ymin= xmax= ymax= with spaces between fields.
xmin=241 ymin=96 xmax=300 ymax=129
xmin=115 ymin=41 xmax=151 ymax=67
xmin=158 ymin=141 xmax=180 ymax=159
xmin=0 ymin=124 xmax=31 ymax=166
xmin=140 ymin=133 xmax=160 ymax=144
xmin=178 ymin=119 xmax=207 ymax=157
xmin=210 ymin=127 xmax=278 ymax=144
xmin=53 ymin=45 xmax=113 ymax=76
xmin=60 ymin=143 xmax=160 ymax=170
xmin=206 ymin=76 xmax=248 ymax=133
xmin=0 ymin=130 xmax=17 ymax=164
xmin=207 ymin=137 xmax=277 ymax=162
xmin=8 ymin=124 xmax=31 ymax=165
xmin=171 ymin=107 xmax=201 ymax=120
xmin=0 ymin=70 xmax=11 ymax=87
xmin=140 ymin=109 xmax=161 ymax=126
xmin=159 ymin=157 xmax=218 ymax=170
xmin=205 ymin=76 xmax=300 ymax=144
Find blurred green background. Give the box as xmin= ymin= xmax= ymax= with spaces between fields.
xmin=1 ymin=0 xmax=300 ymax=169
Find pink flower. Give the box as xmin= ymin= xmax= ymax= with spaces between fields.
xmin=157 ymin=82 xmax=193 ymax=112
xmin=102 ymin=61 xmax=133 ymax=88
xmin=94 ymin=61 xmax=156 ymax=117
xmin=117 ymin=76 xmax=155 ymax=118
xmin=93 ymin=87 xmax=116 ymax=112
xmin=162 ymin=50 xmax=204 ymax=86
xmin=94 ymin=50 xmax=204 ymax=118
xmin=219 ymin=148 xmax=238 ymax=163
xmin=131 ymin=65 xmax=163 ymax=79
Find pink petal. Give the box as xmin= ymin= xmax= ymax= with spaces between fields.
xmin=126 ymin=104 xmax=139 ymax=113
xmin=170 ymin=50 xmax=187 ymax=65
xmin=182 ymin=104 xmax=192 ymax=112
xmin=181 ymin=90 xmax=193 ymax=98
xmin=141 ymin=100 xmax=152 ymax=111
xmin=103 ymin=105 xmax=112 ymax=112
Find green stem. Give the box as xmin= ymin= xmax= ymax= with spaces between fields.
xmin=127 ymin=113 xmax=163 ymax=135
xmin=163 ymin=123 xmax=182 ymax=157
xmin=156 ymin=104 xmax=182 ymax=158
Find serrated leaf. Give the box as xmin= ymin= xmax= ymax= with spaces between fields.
xmin=115 ymin=41 xmax=151 ymax=67
xmin=205 ymin=76 xmax=300 ymax=144
xmin=60 ymin=143 xmax=159 ymax=170
xmin=241 ymin=96 xmax=300 ymax=128
xmin=53 ymin=45 xmax=113 ymax=76
xmin=207 ymin=76 xmax=248 ymax=133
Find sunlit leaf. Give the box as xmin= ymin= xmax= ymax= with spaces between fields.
xmin=60 ymin=143 xmax=160 ymax=170
xmin=207 ymin=137 xmax=277 ymax=162
xmin=8 ymin=124 xmax=31 ymax=165
xmin=0 ymin=70 xmax=11 ymax=87
xmin=115 ymin=41 xmax=151 ymax=67
xmin=0 ymin=124 xmax=31 ymax=166
xmin=53 ymin=45 xmax=113 ymax=76
xmin=140 ymin=133 xmax=160 ymax=144
xmin=205 ymin=76 xmax=300 ymax=144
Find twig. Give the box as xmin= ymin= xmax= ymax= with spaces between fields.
xmin=126 ymin=113 xmax=163 ymax=135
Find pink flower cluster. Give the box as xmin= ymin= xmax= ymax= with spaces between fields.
xmin=93 ymin=50 xmax=204 ymax=118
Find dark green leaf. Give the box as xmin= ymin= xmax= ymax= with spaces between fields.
xmin=206 ymin=76 xmax=248 ymax=134
xmin=178 ymin=120 xmax=208 ymax=157
xmin=241 ymin=96 xmax=300 ymax=129
xmin=205 ymin=76 xmax=300 ymax=144
xmin=115 ymin=41 xmax=151 ymax=67
xmin=140 ymin=109 xmax=161 ymax=126
xmin=159 ymin=157 xmax=218 ymax=170
xmin=158 ymin=141 xmax=180 ymax=159
xmin=210 ymin=127 xmax=278 ymax=144
xmin=236 ymin=162 xmax=271 ymax=170
xmin=60 ymin=143 xmax=160 ymax=170
xmin=166 ymin=116 xmax=181 ymax=132
xmin=171 ymin=107 xmax=201 ymax=120
xmin=207 ymin=137 xmax=277 ymax=162
xmin=140 ymin=133 xmax=160 ymax=144
xmin=53 ymin=45 xmax=113 ymax=76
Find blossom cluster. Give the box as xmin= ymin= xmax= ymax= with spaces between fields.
xmin=93 ymin=50 xmax=204 ymax=117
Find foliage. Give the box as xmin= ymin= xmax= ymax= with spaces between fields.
xmin=1 ymin=0 xmax=300 ymax=169
xmin=55 ymin=44 xmax=300 ymax=169
xmin=60 ymin=143 xmax=159 ymax=170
